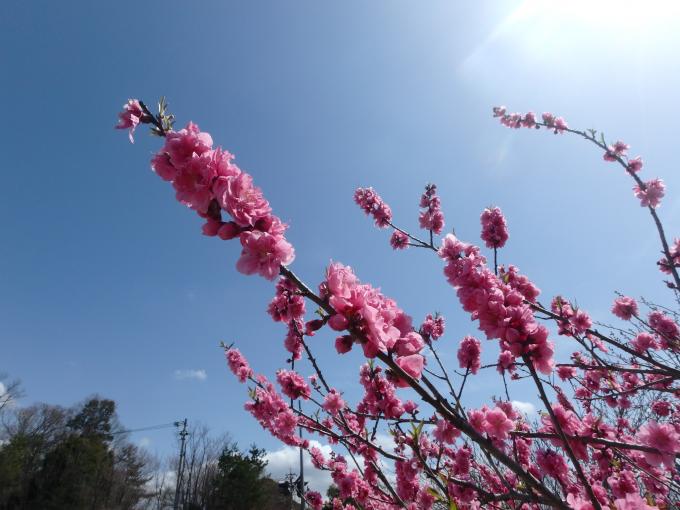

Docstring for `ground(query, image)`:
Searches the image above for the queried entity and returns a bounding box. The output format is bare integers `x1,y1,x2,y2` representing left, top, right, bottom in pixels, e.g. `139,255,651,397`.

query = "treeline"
0,388,298,510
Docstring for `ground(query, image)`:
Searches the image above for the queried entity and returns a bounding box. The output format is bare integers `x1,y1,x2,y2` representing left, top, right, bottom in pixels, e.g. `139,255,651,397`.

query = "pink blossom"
556,365,577,381
648,310,679,345
614,493,656,510
496,350,514,374
542,112,555,127
150,152,177,181
637,420,680,469
354,187,392,228
611,296,638,320
492,106,506,117
276,369,311,400
310,447,326,469
395,332,424,356
484,407,514,440
267,277,305,323
633,179,665,208
335,335,353,354
658,237,680,275
403,400,418,414
420,314,445,340
244,375,300,445
613,141,630,155
115,99,145,143
225,348,253,383
522,112,536,128
418,184,445,234
536,449,569,483
433,419,460,444
628,156,643,173
202,218,222,237
236,230,295,280
395,354,424,382
218,221,241,240
651,400,671,417
164,122,213,169
306,491,323,510
216,172,272,228
323,262,410,357
499,265,540,303
390,230,409,250
554,117,568,133
571,310,592,334
566,493,595,510
480,206,509,249
323,389,345,416
283,328,303,360
438,232,554,374
631,332,657,353
457,336,481,374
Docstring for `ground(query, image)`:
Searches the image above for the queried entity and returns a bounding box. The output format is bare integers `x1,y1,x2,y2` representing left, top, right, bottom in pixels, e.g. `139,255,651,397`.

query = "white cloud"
137,437,151,448
372,433,396,456
0,382,5,397
174,369,207,381
512,400,537,417
265,440,334,494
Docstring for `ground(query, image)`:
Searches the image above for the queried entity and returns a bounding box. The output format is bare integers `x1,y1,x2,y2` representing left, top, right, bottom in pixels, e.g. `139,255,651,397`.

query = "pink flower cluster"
321,263,425,382
498,265,540,302
493,107,669,210
117,103,297,280
115,99,146,143
535,449,569,485
493,106,567,133
225,348,253,383
603,140,630,162
631,332,658,353
390,230,409,250
357,363,405,419
276,369,311,400
550,297,593,336
433,418,460,444
636,421,680,469
268,277,306,359
420,313,445,341
322,389,345,416
468,404,516,441
354,187,392,228
244,374,302,446
611,296,638,320
480,206,509,249
634,179,666,208
418,183,444,234
648,310,679,348
658,238,680,275
439,234,555,374
457,335,481,374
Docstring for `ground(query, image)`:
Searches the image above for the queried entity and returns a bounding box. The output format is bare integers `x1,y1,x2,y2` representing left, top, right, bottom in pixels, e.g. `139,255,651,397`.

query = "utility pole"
173,418,189,510
298,401,305,510
290,359,305,510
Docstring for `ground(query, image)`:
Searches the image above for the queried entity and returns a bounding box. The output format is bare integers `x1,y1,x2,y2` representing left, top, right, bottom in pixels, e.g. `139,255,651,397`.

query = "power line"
110,422,177,436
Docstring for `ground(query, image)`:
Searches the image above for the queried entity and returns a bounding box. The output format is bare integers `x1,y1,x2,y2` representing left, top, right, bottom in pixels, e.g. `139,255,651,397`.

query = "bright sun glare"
514,0,680,32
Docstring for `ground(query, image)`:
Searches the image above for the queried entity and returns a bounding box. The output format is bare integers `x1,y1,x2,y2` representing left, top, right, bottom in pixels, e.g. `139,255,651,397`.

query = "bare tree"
0,374,22,416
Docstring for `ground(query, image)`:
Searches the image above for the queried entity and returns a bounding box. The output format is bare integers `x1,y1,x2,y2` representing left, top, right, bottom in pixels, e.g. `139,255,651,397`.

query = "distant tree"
0,396,152,510
108,443,153,509
207,443,271,510
0,373,22,415
0,403,69,510
178,424,225,509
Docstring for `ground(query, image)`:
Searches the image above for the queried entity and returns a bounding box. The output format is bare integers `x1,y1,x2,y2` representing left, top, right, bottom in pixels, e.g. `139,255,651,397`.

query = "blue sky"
3,0,680,483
